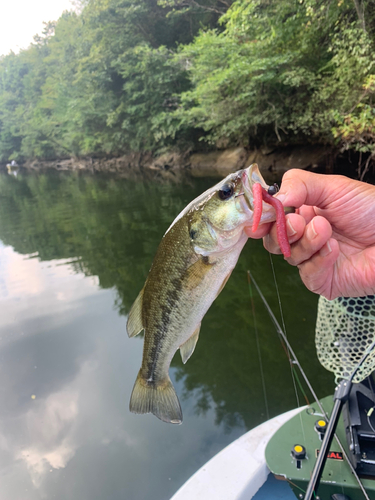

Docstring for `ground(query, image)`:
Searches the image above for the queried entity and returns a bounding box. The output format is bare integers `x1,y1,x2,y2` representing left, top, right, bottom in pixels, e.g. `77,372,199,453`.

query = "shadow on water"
0,169,333,435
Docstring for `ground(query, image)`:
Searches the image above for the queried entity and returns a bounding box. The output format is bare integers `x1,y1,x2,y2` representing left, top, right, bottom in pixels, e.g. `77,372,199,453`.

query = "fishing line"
292,368,310,406
248,269,321,407
248,270,370,500
268,253,306,442
247,273,270,421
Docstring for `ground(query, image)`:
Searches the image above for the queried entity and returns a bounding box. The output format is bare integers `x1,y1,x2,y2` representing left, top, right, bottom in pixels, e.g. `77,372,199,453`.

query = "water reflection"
0,170,332,499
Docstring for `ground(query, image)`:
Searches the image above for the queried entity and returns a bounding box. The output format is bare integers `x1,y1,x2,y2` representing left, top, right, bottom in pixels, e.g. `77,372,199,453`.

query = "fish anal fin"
127,288,144,338
180,325,201,364
129,371,182,424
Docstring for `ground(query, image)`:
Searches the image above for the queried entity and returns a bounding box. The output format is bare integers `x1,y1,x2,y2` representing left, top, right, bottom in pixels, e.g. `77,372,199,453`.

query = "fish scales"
142,217,197,383
142,216,246,381
127,164,279,424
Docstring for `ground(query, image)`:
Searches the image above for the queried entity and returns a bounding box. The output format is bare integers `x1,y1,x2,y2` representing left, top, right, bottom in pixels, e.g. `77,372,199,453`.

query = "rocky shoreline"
3,144,335,180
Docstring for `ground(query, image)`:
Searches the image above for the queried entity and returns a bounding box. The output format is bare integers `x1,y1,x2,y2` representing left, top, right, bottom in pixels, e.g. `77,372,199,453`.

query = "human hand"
245,169,375,299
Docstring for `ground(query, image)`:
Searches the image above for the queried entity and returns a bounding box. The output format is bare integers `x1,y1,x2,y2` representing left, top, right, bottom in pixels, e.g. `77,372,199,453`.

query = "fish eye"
189,229,197,240
218,183,234,200
267,183,279,196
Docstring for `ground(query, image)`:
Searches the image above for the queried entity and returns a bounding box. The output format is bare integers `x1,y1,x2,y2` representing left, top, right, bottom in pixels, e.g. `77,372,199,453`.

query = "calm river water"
0,169,332,500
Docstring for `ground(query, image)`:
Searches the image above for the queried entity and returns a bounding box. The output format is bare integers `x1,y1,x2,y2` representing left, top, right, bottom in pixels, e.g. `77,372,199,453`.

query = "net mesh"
315,295,375,383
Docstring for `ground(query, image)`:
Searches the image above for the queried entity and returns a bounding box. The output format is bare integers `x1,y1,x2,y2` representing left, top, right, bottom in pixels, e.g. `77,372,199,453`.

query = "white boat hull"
170,406,303,500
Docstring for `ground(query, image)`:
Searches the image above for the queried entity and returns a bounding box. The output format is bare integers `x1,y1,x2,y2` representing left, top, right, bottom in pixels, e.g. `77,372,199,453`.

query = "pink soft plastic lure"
252,183,291,258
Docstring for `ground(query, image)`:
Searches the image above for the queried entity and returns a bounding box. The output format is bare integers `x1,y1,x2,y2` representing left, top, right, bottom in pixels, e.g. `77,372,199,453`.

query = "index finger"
275,169,356,209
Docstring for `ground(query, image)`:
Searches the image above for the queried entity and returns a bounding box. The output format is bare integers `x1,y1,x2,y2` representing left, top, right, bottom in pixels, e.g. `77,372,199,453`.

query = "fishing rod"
247,270,370,500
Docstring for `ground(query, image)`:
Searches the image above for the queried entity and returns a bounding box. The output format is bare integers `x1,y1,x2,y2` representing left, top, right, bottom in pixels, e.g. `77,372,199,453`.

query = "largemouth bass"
127,164,279,424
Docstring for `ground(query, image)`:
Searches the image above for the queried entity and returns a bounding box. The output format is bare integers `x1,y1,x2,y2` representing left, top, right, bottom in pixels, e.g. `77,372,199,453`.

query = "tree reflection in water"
0,170,332,432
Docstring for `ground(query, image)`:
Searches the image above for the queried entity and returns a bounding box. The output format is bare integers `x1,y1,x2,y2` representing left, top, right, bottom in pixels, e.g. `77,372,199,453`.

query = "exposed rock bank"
14,144,333,180
189,145,331,179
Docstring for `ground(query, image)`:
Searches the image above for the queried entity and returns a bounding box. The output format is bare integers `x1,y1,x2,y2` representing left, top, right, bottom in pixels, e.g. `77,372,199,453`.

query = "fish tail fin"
129,371,182,424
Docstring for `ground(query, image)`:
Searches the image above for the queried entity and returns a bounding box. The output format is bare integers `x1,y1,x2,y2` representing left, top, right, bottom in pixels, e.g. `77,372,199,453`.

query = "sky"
0,0,75,57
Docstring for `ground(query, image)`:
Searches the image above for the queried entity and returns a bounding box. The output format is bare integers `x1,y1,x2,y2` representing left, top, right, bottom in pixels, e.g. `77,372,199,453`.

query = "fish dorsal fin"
180,324,201,364
127,288,144,338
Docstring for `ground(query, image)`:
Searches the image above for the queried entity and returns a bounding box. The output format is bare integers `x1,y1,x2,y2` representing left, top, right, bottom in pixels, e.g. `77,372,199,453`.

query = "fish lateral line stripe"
145,329,167,382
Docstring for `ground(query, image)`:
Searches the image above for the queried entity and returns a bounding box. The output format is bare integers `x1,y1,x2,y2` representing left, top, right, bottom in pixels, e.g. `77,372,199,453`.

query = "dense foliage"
0,0,374,166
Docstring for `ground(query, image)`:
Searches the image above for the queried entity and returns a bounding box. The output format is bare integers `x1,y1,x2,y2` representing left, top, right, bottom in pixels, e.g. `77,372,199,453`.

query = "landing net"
315,295,375,383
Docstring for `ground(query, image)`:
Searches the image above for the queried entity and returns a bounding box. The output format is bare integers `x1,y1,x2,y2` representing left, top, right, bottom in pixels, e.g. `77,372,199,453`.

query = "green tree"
0,51,30,161
171,0,375,151
1,0,375,167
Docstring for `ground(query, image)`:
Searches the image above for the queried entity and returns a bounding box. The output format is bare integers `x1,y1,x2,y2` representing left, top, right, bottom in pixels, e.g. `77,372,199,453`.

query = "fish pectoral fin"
180,325,201,364
215,272,231,299
127,288,144,338
185,256,214,291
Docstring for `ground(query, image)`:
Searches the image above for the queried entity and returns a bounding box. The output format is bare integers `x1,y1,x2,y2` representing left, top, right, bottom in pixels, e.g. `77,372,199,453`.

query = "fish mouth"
241,164,272,219
241,164,269,203
241,164,284,225
245,163,269,190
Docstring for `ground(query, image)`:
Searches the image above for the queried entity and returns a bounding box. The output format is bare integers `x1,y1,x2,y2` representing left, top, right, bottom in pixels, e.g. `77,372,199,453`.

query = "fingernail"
287,218,297,236
306,219,317,240
320,241,332,257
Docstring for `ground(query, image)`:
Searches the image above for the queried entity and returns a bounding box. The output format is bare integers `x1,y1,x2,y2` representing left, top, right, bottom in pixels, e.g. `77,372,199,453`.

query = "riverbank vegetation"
1,0,374,173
